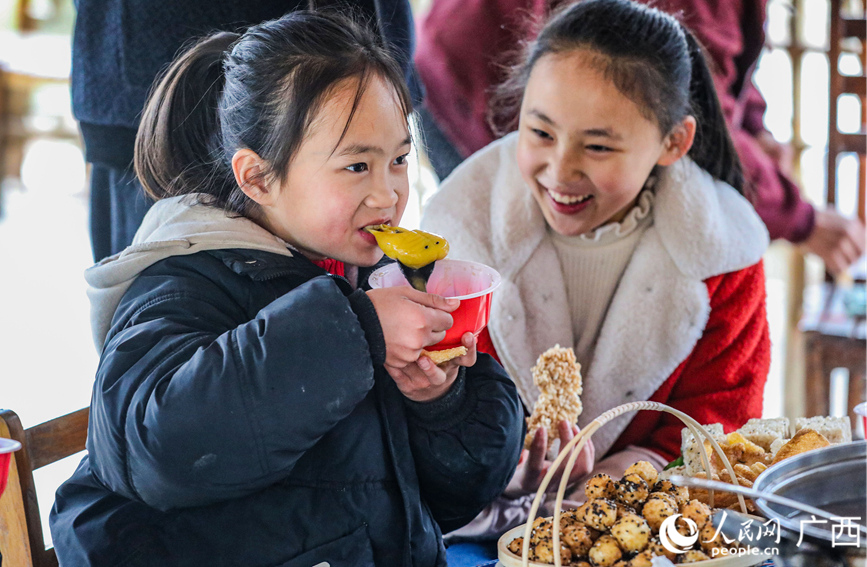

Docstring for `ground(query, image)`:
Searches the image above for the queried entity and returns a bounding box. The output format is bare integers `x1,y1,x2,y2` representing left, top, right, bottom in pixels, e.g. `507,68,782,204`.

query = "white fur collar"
422,133,768,456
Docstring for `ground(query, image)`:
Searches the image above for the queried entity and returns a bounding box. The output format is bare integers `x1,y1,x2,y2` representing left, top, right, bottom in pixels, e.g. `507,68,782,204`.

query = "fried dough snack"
421,346,467,365
771,428,830,464
684,427,833,512
524,345,583,450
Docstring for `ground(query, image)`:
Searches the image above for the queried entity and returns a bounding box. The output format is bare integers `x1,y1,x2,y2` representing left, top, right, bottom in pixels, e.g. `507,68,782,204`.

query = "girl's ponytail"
682,29,746,196
135,32,240,203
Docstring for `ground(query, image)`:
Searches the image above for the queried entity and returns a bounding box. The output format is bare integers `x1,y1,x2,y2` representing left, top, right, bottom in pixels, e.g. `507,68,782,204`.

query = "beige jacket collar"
85,194,294,351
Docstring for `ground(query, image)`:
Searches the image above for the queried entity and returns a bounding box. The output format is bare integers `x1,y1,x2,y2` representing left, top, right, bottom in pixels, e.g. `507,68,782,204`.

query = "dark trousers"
89,163,153,262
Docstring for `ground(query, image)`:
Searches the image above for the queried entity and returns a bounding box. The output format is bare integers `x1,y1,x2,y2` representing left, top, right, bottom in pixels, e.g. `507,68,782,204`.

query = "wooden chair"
0,407,89,567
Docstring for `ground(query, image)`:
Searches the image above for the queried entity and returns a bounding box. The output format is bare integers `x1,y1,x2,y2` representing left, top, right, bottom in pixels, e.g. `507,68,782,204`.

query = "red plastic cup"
368,258,502,351
0,437,22,498
855,402,867,434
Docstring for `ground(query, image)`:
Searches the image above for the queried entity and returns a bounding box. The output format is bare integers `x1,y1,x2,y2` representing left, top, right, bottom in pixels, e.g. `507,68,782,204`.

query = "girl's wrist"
403,367,469,425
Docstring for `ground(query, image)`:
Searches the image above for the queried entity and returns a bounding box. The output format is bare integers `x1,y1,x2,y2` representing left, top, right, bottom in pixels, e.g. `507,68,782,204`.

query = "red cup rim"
0,437,21,454
369,259,502,300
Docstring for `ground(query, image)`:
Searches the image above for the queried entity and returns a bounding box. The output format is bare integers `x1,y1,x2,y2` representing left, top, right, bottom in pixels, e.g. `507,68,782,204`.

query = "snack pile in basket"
662,416,852,512
506,460,741,566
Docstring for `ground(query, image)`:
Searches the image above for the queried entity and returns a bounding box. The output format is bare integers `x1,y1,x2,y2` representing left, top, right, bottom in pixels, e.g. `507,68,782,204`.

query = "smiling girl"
49,12,523,566
423,0,771,539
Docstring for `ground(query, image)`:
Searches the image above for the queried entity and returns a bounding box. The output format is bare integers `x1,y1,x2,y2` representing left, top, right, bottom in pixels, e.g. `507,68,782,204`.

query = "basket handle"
520,401,747,567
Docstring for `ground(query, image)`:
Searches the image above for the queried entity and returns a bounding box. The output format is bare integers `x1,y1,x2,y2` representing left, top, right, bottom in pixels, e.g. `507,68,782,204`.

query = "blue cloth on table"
445,540,499,567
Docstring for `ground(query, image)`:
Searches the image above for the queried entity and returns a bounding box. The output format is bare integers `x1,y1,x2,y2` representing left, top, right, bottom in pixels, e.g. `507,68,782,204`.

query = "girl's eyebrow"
528,108,556,126
584,128,622,141
528,108,622,141
338,135,412,157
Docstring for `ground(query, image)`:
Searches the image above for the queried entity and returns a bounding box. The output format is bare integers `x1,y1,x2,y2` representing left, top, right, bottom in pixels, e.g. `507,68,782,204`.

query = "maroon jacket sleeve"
739,82,769,136
416,0,522,156
657,0,815,242
415,0,556,156
612,261,771,462
733,128,816,242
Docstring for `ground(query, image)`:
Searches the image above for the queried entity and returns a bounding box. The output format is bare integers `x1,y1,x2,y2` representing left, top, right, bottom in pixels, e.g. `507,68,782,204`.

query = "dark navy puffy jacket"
50,249,523,566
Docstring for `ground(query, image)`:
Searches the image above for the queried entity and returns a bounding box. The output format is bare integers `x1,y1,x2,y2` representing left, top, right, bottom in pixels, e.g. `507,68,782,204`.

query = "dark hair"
135,10,413,217
491,0,745,195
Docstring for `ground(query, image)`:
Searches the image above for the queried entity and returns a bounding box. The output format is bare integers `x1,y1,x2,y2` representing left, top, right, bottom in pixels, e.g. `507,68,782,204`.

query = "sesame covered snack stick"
525,345,584,450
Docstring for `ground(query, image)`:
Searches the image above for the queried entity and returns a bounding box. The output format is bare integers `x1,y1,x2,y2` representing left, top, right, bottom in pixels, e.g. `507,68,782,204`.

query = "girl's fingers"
401,362,428,385
427,330,448,346
385,364,412,388
417,356,447,386
558,420,574,451
448,332,478,367
551,420,591,483
406,290,460,312
525,428,547,480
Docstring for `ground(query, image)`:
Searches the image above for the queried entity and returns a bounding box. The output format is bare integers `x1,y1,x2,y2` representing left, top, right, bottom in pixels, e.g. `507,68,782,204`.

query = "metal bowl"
752,441,866,566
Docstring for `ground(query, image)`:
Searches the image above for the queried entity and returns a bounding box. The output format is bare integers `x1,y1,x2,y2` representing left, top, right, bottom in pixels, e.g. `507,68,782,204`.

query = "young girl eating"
422,0,771,539
50,12,523,565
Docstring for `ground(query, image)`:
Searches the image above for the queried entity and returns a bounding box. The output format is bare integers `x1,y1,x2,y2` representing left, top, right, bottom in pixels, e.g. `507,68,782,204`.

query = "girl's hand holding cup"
366,287,458,368
367,258,500,401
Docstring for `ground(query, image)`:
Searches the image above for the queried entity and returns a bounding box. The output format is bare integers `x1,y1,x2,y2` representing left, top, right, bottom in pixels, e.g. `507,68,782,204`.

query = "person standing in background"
415,0,865,274
73,0,421,262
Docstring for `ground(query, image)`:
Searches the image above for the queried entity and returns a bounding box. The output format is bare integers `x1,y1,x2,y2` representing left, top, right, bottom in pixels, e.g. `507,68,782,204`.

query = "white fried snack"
585,473,616,500
421,346,467,365
642,495,678,533
524,345,583,449
615,473,650,508
610,513,651,553
624,460,659,487
588,534,622,567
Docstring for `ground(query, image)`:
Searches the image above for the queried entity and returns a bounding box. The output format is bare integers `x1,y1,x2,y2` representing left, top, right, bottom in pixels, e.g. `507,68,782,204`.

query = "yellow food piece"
771,428,830,464
421,347,467,365
725,432,764,455
365,224,449,269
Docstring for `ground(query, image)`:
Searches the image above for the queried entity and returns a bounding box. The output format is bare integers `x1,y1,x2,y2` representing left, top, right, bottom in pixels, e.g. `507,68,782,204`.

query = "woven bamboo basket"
496,401,776,567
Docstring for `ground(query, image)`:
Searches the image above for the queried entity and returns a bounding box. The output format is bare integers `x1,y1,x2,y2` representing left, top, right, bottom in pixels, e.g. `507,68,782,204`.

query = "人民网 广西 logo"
660,514,699,554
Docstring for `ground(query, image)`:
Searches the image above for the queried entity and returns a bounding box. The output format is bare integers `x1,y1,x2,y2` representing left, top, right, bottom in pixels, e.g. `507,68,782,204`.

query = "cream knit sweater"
551,189,654,371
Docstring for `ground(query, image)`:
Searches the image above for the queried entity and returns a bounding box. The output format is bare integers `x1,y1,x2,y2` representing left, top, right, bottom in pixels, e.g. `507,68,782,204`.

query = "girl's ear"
657,115,697,166
232,149,273,204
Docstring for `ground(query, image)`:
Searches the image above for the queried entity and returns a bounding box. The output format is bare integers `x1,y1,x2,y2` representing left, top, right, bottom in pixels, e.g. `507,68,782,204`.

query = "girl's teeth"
550,190,590,205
